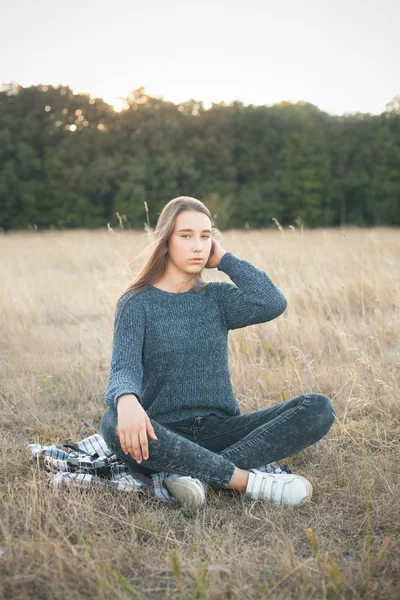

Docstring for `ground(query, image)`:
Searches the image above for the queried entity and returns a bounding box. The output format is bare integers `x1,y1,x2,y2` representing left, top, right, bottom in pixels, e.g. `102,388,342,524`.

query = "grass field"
1,226,399,599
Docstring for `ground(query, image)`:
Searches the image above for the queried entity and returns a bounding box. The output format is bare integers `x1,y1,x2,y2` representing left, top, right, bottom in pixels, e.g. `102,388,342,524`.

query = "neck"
154,262,199,292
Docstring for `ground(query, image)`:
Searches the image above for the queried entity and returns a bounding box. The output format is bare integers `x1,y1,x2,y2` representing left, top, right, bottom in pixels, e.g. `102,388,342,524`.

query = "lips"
190,258,203,262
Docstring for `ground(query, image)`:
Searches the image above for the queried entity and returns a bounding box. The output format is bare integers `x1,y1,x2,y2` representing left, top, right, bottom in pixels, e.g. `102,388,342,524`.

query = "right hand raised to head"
116,394,158,463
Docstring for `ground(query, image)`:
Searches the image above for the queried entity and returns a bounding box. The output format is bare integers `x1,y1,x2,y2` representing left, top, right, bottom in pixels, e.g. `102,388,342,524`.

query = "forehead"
174,211,211,231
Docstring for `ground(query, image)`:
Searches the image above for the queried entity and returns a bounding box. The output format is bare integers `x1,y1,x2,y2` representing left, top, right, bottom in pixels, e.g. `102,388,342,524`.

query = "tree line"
0,83,399,231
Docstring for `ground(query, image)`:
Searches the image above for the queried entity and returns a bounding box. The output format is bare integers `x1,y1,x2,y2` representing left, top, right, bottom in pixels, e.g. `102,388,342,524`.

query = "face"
166,211,213,274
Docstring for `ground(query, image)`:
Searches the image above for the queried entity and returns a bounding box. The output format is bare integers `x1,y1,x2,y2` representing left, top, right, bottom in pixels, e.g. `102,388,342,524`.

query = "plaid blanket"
27,433,291,503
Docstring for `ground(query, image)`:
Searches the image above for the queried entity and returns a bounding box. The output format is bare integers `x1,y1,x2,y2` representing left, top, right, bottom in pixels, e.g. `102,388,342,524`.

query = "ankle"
226,467,250,491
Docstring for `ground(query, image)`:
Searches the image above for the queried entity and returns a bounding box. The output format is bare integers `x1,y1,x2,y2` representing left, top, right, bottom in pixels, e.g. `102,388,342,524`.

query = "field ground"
1,226,399,599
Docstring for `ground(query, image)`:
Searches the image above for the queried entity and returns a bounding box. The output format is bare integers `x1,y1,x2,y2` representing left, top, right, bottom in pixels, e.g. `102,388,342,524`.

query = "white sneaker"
245,468,313,507
164,474,207,508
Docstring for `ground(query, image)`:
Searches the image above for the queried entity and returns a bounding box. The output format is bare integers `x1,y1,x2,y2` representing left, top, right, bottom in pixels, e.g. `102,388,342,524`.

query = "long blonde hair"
113,196,215,327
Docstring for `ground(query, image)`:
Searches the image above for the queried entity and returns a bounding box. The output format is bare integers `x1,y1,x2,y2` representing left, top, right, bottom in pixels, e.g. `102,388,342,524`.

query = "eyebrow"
177,229,212,233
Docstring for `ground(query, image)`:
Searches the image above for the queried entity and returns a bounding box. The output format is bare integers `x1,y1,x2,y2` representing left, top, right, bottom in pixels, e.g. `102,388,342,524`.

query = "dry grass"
0,226,399,599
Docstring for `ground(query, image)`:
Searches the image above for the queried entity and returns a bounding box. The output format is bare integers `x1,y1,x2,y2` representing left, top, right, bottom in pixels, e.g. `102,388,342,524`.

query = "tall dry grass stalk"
0,226,399,599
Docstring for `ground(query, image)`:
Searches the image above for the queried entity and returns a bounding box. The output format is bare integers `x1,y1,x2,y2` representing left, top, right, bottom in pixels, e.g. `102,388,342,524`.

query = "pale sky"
0,0,398,115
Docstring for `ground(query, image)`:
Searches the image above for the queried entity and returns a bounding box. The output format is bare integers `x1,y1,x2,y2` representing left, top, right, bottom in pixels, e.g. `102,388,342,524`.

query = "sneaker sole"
164,477,207,508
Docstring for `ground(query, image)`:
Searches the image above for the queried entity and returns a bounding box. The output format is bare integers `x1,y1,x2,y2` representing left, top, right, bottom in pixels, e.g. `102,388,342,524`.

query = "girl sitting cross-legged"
100,196,336,508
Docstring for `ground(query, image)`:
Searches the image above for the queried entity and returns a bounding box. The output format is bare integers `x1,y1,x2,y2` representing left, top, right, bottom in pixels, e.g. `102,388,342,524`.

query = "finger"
124,432,136,460
139,429,149,460
118,430,128,455
147,419,158,439
128,433,143,462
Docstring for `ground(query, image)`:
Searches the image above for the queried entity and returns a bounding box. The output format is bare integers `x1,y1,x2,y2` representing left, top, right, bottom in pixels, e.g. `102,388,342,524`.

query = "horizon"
1,80,397,117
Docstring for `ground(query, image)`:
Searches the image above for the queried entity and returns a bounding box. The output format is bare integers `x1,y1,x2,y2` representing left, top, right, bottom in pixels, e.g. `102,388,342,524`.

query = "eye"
180,235,210,238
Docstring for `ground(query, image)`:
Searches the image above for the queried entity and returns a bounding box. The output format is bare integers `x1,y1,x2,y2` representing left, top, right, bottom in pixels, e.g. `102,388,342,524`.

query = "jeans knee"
305,393,336,431
100,408,118,451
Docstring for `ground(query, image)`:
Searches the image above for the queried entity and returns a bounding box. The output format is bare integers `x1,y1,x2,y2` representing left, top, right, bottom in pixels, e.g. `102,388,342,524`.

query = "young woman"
100,196,336,508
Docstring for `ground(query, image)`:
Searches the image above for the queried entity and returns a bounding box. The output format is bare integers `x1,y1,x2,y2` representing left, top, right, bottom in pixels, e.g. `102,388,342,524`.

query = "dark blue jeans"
100,393,336,488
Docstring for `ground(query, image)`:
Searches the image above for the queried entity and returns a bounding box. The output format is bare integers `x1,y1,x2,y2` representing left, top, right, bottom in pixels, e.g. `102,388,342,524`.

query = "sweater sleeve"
216,251,287,330
104,292,145,410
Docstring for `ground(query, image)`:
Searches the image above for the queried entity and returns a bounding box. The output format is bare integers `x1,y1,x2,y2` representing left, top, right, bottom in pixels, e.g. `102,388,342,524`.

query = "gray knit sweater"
104,251,287,424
